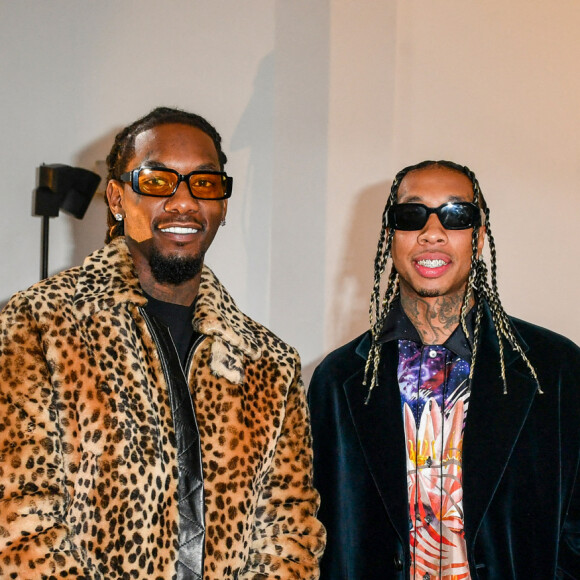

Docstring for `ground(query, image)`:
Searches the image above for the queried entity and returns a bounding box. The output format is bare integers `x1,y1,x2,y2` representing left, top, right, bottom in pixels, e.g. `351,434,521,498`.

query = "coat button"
393,554,403,571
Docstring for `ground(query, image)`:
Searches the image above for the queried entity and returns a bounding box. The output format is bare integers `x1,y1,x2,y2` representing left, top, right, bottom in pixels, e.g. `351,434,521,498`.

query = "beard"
417,288,442,298
149,246,203,285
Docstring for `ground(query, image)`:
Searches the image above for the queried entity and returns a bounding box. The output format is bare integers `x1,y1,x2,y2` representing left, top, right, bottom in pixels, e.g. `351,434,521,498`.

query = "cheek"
123,200,157,243
390,233,412,265
455,232,476,264
203,202,226,229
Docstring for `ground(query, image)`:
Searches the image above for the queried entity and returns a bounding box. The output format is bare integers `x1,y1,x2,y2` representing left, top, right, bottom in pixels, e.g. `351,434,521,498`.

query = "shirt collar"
377,297,475,360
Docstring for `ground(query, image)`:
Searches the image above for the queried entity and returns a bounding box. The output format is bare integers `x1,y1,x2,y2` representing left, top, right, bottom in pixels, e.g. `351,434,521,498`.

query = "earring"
114,213,123,222
220,218,226,227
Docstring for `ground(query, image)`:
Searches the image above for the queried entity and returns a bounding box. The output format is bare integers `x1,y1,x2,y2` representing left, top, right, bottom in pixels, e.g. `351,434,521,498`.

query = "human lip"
157,222,203,235
417,258,447,268
414,254,451,277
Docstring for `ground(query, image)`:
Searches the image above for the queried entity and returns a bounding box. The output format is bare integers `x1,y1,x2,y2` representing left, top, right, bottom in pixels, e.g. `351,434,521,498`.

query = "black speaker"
34,164,101,219
32,163,101,279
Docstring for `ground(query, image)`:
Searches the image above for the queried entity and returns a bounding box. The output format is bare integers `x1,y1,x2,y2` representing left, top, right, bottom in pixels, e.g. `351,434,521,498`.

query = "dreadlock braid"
104,106,228,243
363,166,417,401
459,166,483,338
363,160,542,403
460,210,481,339
468,294,485,383
369,206,393,325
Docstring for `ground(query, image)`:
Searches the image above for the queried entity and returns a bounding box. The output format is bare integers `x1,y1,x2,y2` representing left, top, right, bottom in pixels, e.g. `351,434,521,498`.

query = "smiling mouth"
417,259,448,268
160,226,200,234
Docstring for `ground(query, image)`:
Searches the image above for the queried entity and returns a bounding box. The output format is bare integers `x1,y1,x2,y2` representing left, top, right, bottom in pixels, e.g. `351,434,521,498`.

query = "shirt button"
428,349,437,358
425,514,432,524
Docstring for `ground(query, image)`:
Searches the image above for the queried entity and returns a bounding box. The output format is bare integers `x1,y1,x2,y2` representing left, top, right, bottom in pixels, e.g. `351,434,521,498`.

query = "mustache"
154,216,204,230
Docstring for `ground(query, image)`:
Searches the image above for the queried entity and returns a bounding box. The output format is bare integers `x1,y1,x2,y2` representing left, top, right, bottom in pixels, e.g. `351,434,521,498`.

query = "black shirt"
143,292,201,369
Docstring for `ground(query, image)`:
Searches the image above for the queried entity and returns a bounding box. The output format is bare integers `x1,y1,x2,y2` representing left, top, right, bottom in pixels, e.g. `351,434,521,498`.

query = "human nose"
163,179,200,213
418,213,448,244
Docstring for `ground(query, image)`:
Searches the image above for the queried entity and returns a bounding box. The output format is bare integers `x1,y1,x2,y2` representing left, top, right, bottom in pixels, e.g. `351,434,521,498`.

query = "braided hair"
104,106,228,243
363,160,541,402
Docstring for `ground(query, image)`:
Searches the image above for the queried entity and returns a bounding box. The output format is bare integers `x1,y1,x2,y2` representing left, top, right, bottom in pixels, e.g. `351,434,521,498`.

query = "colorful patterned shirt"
379,301,473,579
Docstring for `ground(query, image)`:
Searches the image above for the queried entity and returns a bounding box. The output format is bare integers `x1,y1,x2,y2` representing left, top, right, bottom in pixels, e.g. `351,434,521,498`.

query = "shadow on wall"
303,180,391,390
267,0,329,363
231,52,274,325
228,0,330,368
327,179,392,351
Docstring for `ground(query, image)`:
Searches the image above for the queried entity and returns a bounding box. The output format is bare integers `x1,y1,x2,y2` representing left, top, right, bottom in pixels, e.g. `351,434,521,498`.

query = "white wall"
1,1,579,377
0,0,327,365
324,0,580,364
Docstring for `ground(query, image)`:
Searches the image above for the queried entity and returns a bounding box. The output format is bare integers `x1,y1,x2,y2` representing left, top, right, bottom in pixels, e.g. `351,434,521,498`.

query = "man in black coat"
308,160,580,579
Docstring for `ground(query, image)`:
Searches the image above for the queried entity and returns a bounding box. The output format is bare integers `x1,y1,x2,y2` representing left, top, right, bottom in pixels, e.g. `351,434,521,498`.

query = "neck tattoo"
400,292,464,345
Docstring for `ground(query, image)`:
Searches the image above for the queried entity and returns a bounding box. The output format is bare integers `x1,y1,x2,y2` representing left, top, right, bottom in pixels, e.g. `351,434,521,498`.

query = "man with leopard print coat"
0,108,325,579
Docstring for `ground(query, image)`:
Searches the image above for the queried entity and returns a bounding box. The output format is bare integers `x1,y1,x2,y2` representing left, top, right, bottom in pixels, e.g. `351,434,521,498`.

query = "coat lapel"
343,336,410,545
462,307,538,546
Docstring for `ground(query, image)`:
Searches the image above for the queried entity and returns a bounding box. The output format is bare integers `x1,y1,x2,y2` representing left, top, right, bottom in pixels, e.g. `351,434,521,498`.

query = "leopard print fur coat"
0,237,325,579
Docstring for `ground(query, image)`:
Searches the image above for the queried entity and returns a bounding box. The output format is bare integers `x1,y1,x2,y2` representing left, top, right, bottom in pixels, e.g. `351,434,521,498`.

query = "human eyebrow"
193,163,222,172
397,195,470,204
396,195,423,204
137,162,221,172
139,159,167,169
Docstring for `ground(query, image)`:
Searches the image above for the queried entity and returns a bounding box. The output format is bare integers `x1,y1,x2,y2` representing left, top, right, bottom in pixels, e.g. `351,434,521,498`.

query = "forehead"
130,123,220,169
397,166,474,204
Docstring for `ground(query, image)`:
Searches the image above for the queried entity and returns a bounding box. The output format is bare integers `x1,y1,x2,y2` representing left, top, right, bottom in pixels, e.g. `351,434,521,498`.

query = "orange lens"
188,174,226,199
138,169,178,196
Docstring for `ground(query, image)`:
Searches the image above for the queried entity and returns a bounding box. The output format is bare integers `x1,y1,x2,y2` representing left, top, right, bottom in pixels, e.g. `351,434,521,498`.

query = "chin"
417,288,443,298
149,247,204,286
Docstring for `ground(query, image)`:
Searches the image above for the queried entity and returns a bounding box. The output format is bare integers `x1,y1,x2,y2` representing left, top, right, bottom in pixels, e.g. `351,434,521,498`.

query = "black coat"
308,307,580,579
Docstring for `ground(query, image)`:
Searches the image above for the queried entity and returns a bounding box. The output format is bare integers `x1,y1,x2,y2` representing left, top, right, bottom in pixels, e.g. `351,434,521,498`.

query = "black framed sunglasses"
387,202,482,231
120,166,233,200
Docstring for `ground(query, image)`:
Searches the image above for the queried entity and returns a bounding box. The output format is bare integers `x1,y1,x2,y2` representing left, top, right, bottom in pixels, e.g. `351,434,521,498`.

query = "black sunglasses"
387,202,482,231
120,166,233,200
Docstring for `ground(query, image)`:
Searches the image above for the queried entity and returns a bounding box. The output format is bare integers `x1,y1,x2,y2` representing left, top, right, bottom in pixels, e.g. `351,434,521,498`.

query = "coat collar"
72,237,262,369
346,301,539,546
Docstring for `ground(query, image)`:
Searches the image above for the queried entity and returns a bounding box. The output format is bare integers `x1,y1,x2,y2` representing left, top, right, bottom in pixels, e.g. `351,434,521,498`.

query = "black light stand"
33,164,101,280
